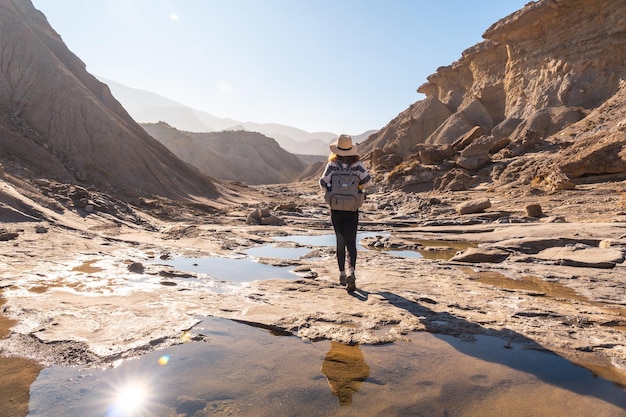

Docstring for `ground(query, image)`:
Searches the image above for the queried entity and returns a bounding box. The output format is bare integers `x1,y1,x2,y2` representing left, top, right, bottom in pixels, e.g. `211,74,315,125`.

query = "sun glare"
107,381,149,417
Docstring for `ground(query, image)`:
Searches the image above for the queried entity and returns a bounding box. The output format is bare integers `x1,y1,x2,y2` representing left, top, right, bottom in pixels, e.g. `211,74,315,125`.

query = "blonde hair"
329,153,360,164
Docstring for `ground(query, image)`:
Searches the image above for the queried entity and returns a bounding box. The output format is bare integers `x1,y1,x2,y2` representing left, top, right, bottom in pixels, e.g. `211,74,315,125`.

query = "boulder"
451,126,483,151
260,215,285,226
413,144,455,165
433,169,474,192
525,204,543,218
556,132,626,179
275,202,301,213
456,154,491,170
450,247,510,263
492,237,599,254
456,198,491,214
246,208,285,226
534,247,625,269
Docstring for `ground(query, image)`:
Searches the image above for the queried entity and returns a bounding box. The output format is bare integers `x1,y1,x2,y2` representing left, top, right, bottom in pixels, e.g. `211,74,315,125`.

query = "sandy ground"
2,178,626,395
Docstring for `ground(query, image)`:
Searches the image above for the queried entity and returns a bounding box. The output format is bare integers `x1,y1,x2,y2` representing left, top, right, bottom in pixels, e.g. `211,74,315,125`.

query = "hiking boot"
346,273,356,293
339,271,347,286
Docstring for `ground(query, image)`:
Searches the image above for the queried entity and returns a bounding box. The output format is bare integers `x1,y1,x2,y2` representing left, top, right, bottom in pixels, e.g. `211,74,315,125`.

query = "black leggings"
331,209,359,272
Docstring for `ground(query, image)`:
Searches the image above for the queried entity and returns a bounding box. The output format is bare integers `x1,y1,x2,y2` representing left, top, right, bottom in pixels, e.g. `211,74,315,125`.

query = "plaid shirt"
319,160,372,190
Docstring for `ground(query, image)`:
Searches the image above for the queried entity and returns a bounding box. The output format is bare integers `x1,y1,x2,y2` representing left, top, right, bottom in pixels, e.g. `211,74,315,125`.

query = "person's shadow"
376,291,626,409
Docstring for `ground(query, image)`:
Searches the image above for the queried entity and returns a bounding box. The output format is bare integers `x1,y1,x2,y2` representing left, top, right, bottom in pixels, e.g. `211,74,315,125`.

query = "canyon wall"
362,0,626,191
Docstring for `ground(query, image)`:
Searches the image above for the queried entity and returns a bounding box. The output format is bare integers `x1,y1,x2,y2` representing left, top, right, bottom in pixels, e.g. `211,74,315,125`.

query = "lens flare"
106,381,149,417
158,355,170,366
181,331,192,343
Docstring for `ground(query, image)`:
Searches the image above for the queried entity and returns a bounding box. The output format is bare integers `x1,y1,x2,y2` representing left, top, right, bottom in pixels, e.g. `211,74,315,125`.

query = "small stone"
525,204,543,217
128,262,145,273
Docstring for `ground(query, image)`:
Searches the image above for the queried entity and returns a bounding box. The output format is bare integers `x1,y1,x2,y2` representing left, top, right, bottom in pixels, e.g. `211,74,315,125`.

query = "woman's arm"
319,162,335,189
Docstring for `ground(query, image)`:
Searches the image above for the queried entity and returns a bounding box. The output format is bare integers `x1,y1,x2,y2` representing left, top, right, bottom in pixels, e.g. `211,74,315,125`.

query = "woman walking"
320,134,372,293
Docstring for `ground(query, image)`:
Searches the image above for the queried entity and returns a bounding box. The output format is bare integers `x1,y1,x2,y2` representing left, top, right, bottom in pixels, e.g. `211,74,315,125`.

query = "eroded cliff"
362,0,626,193
0,0,218,200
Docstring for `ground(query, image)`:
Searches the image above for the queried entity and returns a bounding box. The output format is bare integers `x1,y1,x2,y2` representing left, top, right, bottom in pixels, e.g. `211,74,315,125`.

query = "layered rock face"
0,0,217,199
142,123,308,185
363,0,626,191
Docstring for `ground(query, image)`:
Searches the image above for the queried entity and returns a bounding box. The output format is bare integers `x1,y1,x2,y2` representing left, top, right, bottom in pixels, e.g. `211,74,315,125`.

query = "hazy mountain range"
142,122,308,185
99,77,377,157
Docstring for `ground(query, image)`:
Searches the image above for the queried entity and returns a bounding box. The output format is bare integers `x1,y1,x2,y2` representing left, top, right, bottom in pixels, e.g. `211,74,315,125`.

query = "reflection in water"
321,342,370,406
107,379,150,417
0,357,43,417
274,232,381,250
0,297,43,416
156,255,297,282
24,316,626,416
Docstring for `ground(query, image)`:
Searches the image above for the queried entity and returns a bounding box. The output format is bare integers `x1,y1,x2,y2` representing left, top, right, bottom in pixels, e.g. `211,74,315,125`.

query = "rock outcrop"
362,0,626,193
142,122,308,185
0,0,218,200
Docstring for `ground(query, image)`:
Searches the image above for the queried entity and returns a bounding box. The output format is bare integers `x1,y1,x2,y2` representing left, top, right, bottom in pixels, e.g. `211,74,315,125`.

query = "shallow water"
273,231,381,250
275,232,427,259
156,255,298,282
8,236,626,416
27,317,626,417
155,232,423,285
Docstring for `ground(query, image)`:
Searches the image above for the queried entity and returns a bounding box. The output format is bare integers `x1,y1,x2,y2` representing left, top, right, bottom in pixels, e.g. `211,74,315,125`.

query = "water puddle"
243,245,312,259
461,267,626,333
411,238,478,260
155,232,397,285
156,255,298,283
461,267,586,301
274,232,429,259
273,232,478,260
273,231,381,250
157,233,474,285
25,317,626,416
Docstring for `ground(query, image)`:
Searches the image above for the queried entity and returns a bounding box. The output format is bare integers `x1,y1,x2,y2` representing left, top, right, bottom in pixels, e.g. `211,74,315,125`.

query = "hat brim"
329,142,358,156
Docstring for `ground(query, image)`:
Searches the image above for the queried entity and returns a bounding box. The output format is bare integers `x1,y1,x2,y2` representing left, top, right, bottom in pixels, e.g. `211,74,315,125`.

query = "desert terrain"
3,0,626,414
2,176,626,392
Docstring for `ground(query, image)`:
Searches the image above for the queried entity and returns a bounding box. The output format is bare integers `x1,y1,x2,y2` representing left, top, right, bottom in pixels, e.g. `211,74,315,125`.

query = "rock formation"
362,0,626,193
0,0,218,200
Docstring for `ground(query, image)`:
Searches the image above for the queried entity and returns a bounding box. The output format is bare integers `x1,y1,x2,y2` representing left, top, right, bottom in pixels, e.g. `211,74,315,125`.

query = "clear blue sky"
32,0,530,134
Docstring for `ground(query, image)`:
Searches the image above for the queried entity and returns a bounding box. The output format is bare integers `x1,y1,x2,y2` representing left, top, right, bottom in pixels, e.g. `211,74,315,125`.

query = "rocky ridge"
0,0,218,201
362,0,626,195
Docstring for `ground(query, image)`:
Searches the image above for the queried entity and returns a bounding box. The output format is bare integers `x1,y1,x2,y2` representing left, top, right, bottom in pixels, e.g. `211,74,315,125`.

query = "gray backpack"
324,164,365,211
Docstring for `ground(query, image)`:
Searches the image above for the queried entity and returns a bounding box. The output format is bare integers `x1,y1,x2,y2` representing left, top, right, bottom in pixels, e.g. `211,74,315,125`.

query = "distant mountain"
142,122,308,185
100,78,377,155
0,0,217,200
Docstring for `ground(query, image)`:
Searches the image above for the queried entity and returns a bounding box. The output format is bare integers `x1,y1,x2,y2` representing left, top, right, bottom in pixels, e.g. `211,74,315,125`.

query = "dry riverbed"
2,180,626,415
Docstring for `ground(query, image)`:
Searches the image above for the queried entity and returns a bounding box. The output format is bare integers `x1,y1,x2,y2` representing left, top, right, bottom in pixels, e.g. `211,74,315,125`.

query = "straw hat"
329,134,358,156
